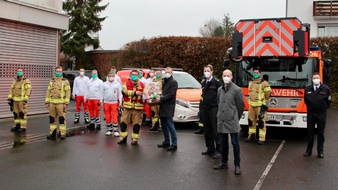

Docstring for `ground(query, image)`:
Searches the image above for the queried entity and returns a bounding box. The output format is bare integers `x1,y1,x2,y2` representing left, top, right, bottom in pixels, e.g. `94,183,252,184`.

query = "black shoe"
157,143,170,148
11,123,21,132
167,145,177,151
202,150,215,156
117,137,127,144
194,129,204,134
60,135,66,140
317,153,324,158
131,141,138,145
17,128,26,132
213,162,228,170
149,126,158,131
234,166,241,175
245,135,256,142
157,127,162,132
303,152,312,157
74,118,79,124
257,141,265,145
212,152,222,159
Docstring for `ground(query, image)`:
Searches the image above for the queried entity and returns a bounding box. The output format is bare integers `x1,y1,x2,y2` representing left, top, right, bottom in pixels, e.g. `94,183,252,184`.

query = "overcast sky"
99,0,286,50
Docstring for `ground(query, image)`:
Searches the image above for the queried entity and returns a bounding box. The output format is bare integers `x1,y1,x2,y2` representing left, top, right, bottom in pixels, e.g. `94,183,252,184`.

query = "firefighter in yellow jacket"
8,67,32,132
118,70,145,145
45,66,71,140
246,68,271,145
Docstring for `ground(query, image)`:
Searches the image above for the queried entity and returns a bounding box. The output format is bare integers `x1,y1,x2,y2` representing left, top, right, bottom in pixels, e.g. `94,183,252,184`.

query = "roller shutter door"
0,19,57,118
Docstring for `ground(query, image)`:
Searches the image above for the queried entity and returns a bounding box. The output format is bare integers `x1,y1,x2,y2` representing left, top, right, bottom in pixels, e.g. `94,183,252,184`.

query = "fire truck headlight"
303,116,307,122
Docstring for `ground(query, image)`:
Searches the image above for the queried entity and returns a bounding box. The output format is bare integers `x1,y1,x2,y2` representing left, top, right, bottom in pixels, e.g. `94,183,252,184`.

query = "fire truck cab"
229,17,331,128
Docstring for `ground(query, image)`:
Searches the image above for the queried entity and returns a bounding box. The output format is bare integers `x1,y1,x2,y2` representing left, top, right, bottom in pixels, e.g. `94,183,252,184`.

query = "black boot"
47,129,57,141
117,136,127,144
150,122,159,131
194,128,204,134
11,123,20,132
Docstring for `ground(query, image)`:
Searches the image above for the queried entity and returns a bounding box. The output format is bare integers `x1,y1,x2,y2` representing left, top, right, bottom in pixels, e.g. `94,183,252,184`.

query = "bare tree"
199,19,221,37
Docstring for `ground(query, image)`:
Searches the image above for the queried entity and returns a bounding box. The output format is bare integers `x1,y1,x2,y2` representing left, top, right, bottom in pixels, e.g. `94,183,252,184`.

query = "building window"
317,26,338,37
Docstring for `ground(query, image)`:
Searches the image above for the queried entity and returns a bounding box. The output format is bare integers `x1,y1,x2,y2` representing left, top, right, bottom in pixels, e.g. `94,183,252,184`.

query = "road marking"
253,140,285,190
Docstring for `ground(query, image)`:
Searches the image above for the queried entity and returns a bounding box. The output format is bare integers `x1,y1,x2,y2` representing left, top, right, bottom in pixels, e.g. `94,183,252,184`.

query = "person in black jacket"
200,64,223,158
156,67,178,151
303,72,331,158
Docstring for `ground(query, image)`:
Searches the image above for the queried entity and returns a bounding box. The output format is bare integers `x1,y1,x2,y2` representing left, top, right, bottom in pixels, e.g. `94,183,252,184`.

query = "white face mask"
204,71,211,79
165,73,171,78
108,77,114,82
223,76,231,84
79,71,84,76
313,79,320,85
149,73,154,77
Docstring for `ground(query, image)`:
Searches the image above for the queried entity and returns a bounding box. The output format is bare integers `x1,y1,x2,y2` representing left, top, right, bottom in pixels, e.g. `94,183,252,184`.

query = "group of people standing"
7,64,331,164
7,66,178,151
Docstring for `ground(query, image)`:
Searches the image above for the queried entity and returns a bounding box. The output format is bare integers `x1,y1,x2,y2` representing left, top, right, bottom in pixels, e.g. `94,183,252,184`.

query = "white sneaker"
106,131,112,136
113,131,120,137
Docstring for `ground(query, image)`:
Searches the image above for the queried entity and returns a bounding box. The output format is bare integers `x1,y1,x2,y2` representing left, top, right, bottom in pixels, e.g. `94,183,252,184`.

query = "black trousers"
202,107,220,152
306,113,326,154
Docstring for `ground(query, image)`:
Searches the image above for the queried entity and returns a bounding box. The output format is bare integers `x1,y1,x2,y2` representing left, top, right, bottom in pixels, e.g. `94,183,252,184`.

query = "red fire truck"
229,17,331,128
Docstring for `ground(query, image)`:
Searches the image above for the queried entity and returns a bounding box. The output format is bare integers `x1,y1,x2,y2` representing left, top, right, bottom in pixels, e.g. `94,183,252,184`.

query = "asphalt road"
0,101,337,190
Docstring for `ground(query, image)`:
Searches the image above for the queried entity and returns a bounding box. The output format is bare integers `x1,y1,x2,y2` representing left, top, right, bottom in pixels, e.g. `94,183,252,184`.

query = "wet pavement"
0,101,338,190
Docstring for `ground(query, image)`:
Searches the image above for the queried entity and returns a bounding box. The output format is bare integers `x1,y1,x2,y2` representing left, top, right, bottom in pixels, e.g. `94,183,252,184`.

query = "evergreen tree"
61,0,108,69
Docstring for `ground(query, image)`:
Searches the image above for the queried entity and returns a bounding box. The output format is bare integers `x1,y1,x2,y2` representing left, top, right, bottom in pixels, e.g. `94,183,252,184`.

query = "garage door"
0,19,57,119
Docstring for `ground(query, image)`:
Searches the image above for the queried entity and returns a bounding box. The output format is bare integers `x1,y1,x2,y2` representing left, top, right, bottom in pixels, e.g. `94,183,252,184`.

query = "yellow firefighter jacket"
45,77,71,104
248,78,271,107
8,77,32,102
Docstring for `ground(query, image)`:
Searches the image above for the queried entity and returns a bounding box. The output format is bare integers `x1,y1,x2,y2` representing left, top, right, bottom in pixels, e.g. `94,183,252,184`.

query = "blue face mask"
92,73,97,79
131,75,138,81
253,73,260,79
56,72,62,78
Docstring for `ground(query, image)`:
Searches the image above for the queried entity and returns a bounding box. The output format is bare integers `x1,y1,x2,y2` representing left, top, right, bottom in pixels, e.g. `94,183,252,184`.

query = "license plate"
267,115,282,121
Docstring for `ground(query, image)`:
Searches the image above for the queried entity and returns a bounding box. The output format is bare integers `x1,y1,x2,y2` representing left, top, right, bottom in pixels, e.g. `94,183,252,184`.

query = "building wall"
86,50,122,80
287,0,338,37
0,0,68,118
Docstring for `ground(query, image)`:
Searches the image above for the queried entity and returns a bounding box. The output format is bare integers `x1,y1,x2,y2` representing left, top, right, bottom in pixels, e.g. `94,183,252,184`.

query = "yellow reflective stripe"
20,120,27,124
64,98,70,104
45,98,51,103
59,125,66,135
152,117,159,123
49,99,67,104
248,128,256,134
60,81,65,100
264,86,271,92
8,94,13,99
120,131,128,138
50,124,57,134
13,97,25,101
132,133,140,139
127,90,134,96
248,100,262,107
14,119,20,123
64,85,71,91
198,122,203,127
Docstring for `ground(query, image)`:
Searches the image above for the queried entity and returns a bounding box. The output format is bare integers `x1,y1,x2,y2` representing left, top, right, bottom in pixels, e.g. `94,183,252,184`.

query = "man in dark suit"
303,72,331,158
156,67,178,151
200,64,223,158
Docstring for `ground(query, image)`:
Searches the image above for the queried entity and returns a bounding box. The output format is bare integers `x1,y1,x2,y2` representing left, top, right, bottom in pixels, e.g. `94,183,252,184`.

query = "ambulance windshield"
235,58,319,88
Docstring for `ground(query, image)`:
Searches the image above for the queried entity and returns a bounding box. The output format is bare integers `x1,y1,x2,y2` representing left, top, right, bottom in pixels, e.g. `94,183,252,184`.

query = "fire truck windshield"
235,58,318,88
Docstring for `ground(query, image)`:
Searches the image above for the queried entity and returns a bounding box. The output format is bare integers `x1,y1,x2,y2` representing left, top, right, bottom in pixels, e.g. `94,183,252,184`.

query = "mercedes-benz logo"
269,97,278,107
